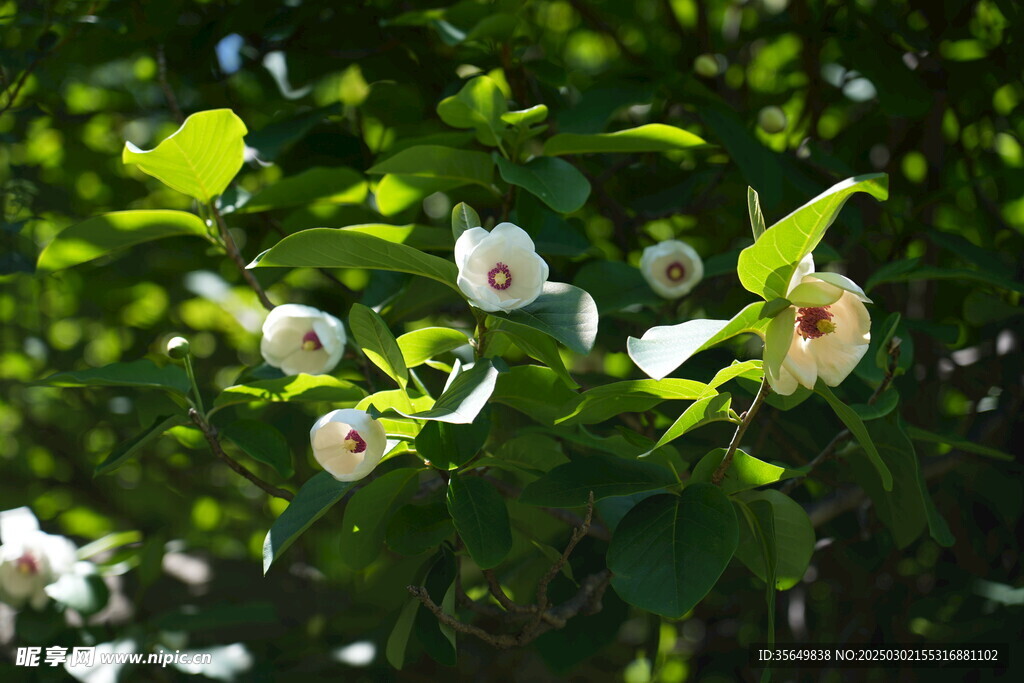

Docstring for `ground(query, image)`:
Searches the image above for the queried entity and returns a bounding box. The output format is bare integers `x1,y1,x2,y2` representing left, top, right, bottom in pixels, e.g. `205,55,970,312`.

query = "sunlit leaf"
544,124,708,155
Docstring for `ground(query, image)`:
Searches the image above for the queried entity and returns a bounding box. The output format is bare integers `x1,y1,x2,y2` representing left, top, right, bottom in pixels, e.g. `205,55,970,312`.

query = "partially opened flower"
764,255,872,395
0,507,77,610
455,222,549,312
310,409,388,482
640,240,704,299
261,304,346,376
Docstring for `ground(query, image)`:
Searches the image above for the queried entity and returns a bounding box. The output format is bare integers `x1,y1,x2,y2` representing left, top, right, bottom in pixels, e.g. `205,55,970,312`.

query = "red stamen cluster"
487,262,513,290
16,553,40,575
302,330,323,350
345,429,367,453
796,306,835,340
665,261,687,282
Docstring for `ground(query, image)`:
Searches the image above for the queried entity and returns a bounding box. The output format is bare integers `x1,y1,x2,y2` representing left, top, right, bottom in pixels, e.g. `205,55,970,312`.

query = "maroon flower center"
796,306,836,340
344,429,367,454
16,552,39,576
665,261,687,282
487,262,512,290
301,330,323,351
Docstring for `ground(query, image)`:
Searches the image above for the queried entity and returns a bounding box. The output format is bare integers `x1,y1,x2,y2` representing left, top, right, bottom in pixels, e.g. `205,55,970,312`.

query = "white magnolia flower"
0,507,77,610
765,254,872,396
640,240,704,299
260,304,346,376
310,409,388,482
455,222,549,312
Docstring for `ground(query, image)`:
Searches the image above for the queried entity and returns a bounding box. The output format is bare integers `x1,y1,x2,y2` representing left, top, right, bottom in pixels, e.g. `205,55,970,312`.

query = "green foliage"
446,475,511,569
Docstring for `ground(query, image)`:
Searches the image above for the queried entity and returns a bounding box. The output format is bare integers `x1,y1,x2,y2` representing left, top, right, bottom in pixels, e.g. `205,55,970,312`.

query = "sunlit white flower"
310,409,388,482
0,507,77,610
765,255,872,395
640,240,704,299
455,222,549,312
260,304,346,376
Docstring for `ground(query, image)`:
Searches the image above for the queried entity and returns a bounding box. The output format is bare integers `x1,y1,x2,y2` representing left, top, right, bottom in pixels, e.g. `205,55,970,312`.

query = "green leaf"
397,327,469,368
263,472,353,574
519,453,678,507
446,475,512,569
904,425,1013,461
651,393,736,450
874,312,902,370
436,75,508,146
572,260,661,314
249,228,460,292
501,104,548,126
341,223,453,251
122,109,248,202
375,174,464,216
413,547,457,665
386,599,420,670
95,415,185,476
415,417,490,470
608,486,739,619
690,448,805,494
490,365,578,424
495,156,590,214
488,316,579,389
850,389,899,421
735,490,815,590
477,434,569,476
915,462,955,548
493,282,599,355
37,359,190,396
395,359,500,424
349,303,408,389
339,468,421,570
748,186,766,242
213,374,366,411
707,360,765,390
386,501,455,556
814,380,893,490
367,145,495,187
557,378,708,426
628,302,770,380
37,210,209,271
221,420,293,478
737,174,889,299
543,124,708,156
865,259,1024,294
451,201,481,242
239,167,367,213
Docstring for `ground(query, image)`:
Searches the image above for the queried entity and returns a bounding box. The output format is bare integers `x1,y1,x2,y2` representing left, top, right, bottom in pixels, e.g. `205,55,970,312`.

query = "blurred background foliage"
1,0,1022,680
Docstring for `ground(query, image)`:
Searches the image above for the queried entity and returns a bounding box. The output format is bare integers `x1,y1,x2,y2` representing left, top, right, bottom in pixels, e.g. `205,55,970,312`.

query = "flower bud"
260,304,346,376
694,54,720,78
310,409,388,482
758,106,788,134
166,336,191,359
640,240,704,299
454,222,549,312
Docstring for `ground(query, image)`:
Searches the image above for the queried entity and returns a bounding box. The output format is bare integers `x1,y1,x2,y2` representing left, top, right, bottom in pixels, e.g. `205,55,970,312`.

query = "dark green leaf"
415,417,490,470
339,468,421,570
94,414,185,476
37,359,190,396
386,599,420,670
520,453,677,507
367,145,495,186
495,156,591,214
221,420,293,478
447,475,511,569
690,448,805,494
349,303,408,389
386,501,455,556
557,378,707,425
652,393,736,450
491,365,578,424
493,282,599,355
263,472,353,574
213,374,366,411
815,380,893,490
543,124,708,155
395,359,500,424
735,490,815,590
239,167,367,213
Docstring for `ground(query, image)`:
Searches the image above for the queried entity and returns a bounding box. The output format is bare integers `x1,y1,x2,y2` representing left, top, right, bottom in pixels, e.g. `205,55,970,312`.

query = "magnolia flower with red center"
260,304,346,376
310,409,389,482
0,507,77,610
640,240,704,299
454,222,549,312
764,254,872,395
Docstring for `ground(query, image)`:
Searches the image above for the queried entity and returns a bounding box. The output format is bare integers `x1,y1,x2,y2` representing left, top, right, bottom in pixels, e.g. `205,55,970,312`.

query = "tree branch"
712,377,771,484
210,203,275,311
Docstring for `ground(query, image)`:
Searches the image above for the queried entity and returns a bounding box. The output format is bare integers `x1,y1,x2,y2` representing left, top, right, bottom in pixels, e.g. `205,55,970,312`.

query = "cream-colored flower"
640,240,704,299
310,409,388,482
0,507,77,610
260,304,346,376
455,222,549,312
765,255,872,395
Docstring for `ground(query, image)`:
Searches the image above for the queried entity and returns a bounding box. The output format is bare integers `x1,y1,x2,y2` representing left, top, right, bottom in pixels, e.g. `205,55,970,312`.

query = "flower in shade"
454,222,549,312
0,507,77,610
310,409,388,482
764,254,872,395
640,240,704,299
260,304,346,376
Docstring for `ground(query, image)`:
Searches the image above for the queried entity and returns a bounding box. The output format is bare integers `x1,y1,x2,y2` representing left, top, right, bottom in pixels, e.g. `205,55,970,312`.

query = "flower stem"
712,376,771,485
182,353,206,417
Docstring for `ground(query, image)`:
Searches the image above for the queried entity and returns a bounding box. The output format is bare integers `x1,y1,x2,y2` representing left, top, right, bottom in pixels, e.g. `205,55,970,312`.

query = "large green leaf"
495,156,591,214
341,224,453,251
519,453,678,507
213,374,366,411
628,302,769,380
572,260,660,314
413,546,457,665
263,472,354,574
492,282,599,355
734,490,815,590
651,393,736,450
607,486,739,618
556,378,708,425
375,174,464,216
490,365,578,425
487,316,578,389
477,434,569,476
37,210,209,271
814,380,893,490
386,501,455,556
415,417,490,470
396,327,469,368
501,104,548,126
451,202,481,242
904,425,1013,461
436,75,508,146
737,174,889,299
95,414,186,476
122,109,248,202
367,145,495,186
446,475,512,569
394,359,499,424
249,228,460,291
349,303,408,389
339,468,421,570
221,420,293,479
543,124,708,156
386,598,420,670
37,359,190,396
690,448,805,494
239,167,367,213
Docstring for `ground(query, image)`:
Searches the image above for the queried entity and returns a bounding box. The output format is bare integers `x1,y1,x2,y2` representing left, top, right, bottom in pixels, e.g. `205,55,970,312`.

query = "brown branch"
210,203,275,311
480,474,611,541
712,377,771,484
188,409,294,501
483,570,532,613
156,45,184,124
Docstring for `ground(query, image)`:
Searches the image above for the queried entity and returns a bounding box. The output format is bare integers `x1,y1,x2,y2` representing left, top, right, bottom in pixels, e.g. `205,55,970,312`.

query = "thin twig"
156,45,184,124
210,203,275,311
189,409,294,501
712,377,771,484
480,474,611,541
530,492,594,628
483,570,533,613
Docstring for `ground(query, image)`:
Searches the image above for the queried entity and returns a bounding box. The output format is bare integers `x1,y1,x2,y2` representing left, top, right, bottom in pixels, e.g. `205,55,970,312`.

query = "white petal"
280,347,332,375
0,507,40,544
810,293,871,386
787,253,816,294
488,222,536,252
766,361,800,396
808,271,872,303
260,325,306,367
781,337,819,391
454,227,490,270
